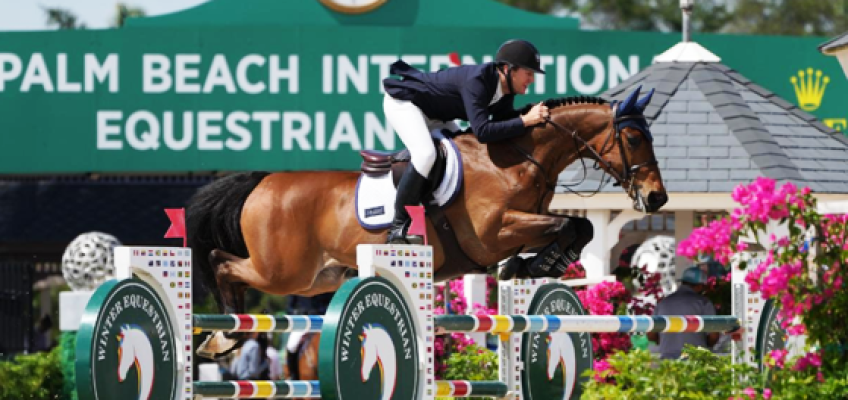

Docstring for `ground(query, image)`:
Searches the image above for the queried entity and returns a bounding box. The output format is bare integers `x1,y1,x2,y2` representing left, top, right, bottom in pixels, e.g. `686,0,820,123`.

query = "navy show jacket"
382,61,526,143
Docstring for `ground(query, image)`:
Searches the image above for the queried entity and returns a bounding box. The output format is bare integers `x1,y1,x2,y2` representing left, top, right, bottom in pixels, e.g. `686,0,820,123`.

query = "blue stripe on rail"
618,316,634,332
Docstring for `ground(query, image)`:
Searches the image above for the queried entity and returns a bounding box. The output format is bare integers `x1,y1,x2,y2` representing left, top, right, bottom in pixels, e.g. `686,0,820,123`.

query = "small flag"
405,205,427,245
164,208,187,247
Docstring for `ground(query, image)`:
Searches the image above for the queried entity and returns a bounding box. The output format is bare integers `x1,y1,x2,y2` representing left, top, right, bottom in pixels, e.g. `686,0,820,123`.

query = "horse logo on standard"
319,246,433,400
502,282,594,400
117,325,156,399
76,247,193,400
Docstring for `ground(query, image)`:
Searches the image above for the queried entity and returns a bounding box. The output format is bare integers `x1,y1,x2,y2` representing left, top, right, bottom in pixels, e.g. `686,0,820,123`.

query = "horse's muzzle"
644,191,668,213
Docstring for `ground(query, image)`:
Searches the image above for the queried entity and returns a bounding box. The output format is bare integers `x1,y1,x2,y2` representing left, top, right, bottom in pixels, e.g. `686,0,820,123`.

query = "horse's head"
359,325,379,381
116,325,135,381
597,86,667,212
547,87,668,213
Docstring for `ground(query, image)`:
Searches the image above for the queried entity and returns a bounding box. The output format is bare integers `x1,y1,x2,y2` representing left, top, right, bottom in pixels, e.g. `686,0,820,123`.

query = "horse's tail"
186,172,270,311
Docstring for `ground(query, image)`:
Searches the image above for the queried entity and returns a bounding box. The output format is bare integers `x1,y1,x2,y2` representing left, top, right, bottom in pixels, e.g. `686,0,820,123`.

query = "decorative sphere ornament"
62,232,122,291
628,235,677,312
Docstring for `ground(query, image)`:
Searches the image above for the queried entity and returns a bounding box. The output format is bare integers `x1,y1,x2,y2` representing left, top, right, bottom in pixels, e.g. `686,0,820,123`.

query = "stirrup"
386,219,424,245
386,219,411,244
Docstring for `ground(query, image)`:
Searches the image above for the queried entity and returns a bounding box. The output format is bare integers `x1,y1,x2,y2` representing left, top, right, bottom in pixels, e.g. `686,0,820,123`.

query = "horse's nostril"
648,192,668,207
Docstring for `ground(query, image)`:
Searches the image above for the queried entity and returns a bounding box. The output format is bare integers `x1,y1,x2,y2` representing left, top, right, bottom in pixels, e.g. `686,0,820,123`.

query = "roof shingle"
559,59,848,194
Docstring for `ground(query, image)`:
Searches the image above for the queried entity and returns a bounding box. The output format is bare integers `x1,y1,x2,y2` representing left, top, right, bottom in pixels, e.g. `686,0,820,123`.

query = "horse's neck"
542,106,611,174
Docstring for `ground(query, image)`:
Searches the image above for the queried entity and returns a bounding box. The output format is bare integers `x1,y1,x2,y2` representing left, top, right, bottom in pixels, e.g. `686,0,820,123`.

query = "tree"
112,3,146,28
497,0,733,32
727,0,848,37
42,7,85,30
496,0,561,14
496,0,845,37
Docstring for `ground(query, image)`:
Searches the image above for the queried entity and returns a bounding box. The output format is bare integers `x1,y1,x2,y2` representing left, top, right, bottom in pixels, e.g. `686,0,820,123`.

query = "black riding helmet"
495,39,544,95
495,39,545,74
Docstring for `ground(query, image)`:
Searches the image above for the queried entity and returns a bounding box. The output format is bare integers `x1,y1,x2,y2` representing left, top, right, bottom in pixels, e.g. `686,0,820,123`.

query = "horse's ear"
617,85,641,115
635,88,655,113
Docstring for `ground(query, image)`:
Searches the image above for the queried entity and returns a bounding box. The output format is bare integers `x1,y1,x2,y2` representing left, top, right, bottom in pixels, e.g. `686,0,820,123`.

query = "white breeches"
286,331,306,353
383,93,460,176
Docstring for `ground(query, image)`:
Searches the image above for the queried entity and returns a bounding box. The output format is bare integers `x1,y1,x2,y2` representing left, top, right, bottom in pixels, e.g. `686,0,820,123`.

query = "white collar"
489,80,504,106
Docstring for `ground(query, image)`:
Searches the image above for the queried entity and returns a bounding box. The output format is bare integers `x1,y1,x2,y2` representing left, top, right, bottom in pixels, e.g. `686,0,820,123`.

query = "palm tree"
42,7,85,30
113,3,146,28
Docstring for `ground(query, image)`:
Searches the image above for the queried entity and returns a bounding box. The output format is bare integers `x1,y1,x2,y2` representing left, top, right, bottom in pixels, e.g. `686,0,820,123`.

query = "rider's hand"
521,102,549,127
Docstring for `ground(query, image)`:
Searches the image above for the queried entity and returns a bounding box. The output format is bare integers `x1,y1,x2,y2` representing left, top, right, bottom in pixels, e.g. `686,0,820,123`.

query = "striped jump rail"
435,380,509,397
193,380,320,398
192,314,323,334
434,315,740,334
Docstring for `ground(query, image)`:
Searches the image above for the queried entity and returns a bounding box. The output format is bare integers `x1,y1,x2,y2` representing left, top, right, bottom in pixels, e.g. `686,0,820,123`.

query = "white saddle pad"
355,136,463,229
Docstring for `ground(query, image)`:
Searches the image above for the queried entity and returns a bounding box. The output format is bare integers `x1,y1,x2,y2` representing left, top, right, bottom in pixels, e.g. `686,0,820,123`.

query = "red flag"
405,205,427,245
164,208,187,247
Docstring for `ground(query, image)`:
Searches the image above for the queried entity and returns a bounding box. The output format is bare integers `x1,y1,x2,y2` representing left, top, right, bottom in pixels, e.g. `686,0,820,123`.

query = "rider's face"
510,67,536,94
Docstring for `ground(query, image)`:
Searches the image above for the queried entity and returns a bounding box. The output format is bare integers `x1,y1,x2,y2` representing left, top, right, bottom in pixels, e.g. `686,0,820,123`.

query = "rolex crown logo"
790,68,830,112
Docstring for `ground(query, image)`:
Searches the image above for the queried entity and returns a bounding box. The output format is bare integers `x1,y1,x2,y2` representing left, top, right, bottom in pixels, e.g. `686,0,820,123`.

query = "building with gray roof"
550,40,848,284
819,32,848,79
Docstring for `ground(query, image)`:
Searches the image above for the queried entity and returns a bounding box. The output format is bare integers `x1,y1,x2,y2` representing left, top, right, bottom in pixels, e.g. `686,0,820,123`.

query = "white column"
583,210,611,281
463,274,488,347
674,210,694,279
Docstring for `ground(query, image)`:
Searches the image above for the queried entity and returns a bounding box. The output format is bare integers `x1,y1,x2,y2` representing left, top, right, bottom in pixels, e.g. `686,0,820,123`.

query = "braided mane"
517,96,608,114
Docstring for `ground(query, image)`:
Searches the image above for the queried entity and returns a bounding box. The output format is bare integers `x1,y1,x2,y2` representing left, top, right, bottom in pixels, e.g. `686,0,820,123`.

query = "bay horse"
187,86,668,358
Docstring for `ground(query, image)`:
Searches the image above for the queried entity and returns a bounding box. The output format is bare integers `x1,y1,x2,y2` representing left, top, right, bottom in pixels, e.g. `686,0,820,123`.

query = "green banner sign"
0,1,842,174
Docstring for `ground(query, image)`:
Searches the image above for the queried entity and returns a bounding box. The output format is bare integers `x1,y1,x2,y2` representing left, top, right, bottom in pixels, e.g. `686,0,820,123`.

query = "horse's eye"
627,135,642,148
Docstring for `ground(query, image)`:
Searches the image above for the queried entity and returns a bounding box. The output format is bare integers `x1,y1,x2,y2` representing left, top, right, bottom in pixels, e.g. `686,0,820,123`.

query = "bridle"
508,105,658,213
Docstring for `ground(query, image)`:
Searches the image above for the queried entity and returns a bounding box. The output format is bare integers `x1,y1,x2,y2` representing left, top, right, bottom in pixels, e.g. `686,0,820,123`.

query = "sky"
0,0,208,31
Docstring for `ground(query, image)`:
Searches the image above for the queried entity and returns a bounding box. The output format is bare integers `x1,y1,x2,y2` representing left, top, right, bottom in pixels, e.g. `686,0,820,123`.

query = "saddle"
359,139,446,193
356,134,487,280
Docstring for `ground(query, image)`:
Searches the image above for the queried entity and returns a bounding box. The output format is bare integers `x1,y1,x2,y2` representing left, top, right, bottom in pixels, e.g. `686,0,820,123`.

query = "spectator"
34,314,54,352
232,332,270,380
647,267,719,359
266,339,283,380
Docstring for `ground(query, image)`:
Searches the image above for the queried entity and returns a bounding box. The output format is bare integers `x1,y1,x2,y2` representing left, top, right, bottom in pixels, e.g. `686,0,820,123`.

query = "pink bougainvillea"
676,176,848,381
577,281,633,360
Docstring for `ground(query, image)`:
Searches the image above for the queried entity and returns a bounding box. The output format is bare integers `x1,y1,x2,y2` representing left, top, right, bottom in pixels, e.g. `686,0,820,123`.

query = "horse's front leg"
497,210,594,279
496,210,579,249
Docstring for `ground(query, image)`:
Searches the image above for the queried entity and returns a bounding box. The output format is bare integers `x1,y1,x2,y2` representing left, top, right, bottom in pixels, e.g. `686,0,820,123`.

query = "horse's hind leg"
292,256,359,297
209,249,253,314
196,249,268,359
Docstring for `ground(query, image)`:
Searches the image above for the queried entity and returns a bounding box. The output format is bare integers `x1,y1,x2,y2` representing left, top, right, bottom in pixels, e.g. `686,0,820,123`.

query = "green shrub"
437,344,499,400
583,346,848,399
59,333,78,400
0,346,66,400
582,347,760,399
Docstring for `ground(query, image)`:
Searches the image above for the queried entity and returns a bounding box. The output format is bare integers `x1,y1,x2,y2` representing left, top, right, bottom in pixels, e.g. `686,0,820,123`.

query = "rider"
382,39,550,244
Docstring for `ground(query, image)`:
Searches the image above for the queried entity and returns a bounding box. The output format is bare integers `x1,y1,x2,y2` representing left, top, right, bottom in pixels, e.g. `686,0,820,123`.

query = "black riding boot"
386,165,429,244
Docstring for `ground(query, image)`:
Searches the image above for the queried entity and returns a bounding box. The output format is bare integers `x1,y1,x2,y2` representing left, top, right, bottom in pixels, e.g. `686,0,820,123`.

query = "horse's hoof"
196,331,242,360
498,256,523,280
